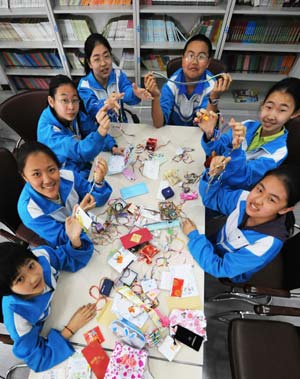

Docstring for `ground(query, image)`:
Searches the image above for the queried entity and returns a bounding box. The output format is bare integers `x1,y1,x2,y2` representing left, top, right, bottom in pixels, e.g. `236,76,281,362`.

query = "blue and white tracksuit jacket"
37,106,116,179
160,68,216,126
201,120,288,189
78,69,141,122
2,238,93,372
186,171,288,283
18,169,112,247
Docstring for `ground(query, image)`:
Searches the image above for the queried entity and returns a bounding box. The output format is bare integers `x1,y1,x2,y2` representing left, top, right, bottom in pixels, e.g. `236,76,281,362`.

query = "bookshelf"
0,0,299,115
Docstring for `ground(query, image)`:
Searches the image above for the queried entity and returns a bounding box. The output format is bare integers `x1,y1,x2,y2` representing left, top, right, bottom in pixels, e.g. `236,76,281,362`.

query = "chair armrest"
244,284,291,298
254,304,300,317
0,333,13,345
0,229,28,247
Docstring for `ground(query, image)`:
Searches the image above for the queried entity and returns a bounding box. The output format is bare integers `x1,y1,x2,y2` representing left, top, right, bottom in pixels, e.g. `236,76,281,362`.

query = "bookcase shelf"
53,5,133,14
0,0,298,115
223,43,300,53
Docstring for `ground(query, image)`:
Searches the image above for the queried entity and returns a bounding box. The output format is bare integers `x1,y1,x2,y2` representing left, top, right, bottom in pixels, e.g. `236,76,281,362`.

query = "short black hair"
49,74,77,98
0,242,38,296
183,33,213,58
16,141,60,174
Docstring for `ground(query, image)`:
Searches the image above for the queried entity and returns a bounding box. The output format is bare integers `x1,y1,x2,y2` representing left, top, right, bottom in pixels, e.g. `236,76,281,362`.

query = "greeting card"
107,247,137,273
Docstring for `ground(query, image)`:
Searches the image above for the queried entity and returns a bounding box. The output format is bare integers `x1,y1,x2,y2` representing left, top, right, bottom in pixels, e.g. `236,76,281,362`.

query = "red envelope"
171,278,184,297
84,326,105,345
81,341,109,379
120,227,152,249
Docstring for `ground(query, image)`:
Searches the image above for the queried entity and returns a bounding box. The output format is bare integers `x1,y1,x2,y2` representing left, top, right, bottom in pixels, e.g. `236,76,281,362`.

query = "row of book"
11,76,50,90
236,0,300,6
227,18,300,44
0,20,53,41
2,51,63,68
140,0,217,4
5,0,45,7
140,17,186,43
56,0,131,5
141,53,178,71
189,17,222,43
57,18,92,41
103,17,134,41
222,53,296,74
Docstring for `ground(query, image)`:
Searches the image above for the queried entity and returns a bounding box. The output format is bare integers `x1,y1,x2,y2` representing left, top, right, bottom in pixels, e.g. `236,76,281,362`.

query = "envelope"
120,227,152,249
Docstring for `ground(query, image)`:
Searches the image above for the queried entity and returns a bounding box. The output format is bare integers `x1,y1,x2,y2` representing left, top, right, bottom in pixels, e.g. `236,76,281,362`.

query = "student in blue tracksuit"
182,165,300,283
17,142,112,248
38,75,124,180
0,216,96,372
144,33,232,127
78,33,152,123
196,77,300,190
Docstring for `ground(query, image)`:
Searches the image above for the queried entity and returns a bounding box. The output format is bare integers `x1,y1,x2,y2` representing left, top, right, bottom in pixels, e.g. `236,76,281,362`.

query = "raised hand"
65,208,83,248
104,92,124,114
94,157,108,184
96,105,111,137
209,155,231,177
230,118,247,149
194,109,218,139
144,72,161,98
80,193,96,212
210,73,232,100
132,82,153,101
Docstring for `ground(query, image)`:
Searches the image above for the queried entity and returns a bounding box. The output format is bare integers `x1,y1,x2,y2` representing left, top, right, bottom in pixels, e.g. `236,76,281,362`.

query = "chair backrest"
0,89,48,142
285,117,300,165
0,148,24,232
228,318,300,379
166,57,227,78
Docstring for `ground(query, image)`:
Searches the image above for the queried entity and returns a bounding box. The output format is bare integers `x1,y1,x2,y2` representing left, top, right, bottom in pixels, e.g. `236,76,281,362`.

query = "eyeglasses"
90,54,112,64
57,98,80,106
184,52,209,63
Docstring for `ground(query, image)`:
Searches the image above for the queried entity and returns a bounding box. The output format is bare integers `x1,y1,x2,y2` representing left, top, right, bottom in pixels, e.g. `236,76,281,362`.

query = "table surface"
30,123,206,379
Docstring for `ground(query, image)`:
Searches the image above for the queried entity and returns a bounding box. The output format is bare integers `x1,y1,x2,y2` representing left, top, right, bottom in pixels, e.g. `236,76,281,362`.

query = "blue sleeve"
18,204,71,248
78,85,106,120
201,128,233,157
38,118,106,165
12,326,74,372
79,112,117,152
42,235,93,272
73,170,112,207
199,170,244,215
160,83,175,125
118,71,140,106
220,146,285,190
187,230,282,281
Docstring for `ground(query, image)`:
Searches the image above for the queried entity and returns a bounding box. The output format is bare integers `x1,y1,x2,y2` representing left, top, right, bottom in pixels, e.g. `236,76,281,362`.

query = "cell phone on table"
173,325,203,351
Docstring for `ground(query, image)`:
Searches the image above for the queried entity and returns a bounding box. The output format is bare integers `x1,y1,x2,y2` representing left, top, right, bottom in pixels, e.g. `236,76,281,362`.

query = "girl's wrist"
71,239,82,249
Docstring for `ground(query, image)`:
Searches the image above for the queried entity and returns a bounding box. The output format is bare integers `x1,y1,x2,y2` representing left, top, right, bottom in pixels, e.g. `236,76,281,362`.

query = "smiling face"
11,259,45,298
182,40,210,82
48,83,80,123
246,175,292,226
260,91,296,136
22,152,60,200
88,42,112,87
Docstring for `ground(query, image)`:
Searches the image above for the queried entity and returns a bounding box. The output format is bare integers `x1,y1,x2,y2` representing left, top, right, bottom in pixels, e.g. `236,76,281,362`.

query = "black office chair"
0,148,46,247
0,89,48,150
211,231,300,322
285,116,300,165
228,318,300,379
166,56,227,78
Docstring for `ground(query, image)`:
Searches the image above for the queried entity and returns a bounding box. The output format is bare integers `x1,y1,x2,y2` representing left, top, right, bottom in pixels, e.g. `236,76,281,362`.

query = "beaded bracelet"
64,325,74,335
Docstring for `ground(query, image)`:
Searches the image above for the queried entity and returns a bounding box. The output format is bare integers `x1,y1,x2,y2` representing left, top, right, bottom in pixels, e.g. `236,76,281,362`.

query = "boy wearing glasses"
144,34,231,127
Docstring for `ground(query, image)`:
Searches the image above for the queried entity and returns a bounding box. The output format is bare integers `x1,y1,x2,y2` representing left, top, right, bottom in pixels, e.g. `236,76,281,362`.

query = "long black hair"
84,33,112,74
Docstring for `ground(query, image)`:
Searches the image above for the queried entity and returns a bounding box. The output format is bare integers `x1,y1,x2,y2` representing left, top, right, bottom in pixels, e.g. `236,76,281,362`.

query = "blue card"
120,182,149,199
